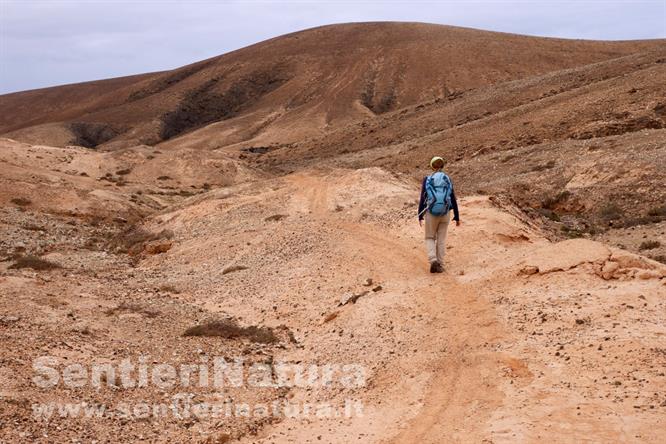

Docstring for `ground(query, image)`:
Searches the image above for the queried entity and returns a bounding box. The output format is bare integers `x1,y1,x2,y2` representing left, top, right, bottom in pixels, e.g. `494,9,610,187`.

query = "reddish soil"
1,22,665,443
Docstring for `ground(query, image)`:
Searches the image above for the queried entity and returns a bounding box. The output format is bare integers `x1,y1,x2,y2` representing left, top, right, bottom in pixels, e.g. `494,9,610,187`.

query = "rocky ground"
1,139,664,442
1,21,665,443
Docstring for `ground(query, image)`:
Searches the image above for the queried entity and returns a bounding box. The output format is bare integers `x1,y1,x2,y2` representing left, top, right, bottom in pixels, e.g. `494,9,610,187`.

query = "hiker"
418,156,460,273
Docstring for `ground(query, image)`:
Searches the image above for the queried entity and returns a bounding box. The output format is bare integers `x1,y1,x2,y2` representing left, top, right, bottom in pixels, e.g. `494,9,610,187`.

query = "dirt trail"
2,162,665,443
236,173,509,442
387,277,506,444
239,171,665,443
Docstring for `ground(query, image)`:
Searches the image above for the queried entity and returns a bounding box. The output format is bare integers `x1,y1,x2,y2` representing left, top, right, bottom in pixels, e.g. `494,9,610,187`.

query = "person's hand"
419,219,423,227
456,220,461,227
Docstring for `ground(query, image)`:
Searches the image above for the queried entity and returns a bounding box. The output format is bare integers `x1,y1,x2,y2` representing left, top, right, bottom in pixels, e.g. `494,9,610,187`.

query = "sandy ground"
1,145,664,442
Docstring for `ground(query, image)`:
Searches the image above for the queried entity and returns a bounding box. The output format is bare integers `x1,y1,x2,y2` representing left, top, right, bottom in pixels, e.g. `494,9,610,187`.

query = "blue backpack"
425,172,452,216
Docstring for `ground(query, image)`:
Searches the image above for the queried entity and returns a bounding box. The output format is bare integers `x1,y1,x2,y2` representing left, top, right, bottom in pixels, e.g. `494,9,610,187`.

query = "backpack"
425,172,452,216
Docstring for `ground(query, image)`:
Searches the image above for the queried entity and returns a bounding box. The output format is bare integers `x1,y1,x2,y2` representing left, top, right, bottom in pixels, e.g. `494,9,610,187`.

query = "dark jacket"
418,173,460,221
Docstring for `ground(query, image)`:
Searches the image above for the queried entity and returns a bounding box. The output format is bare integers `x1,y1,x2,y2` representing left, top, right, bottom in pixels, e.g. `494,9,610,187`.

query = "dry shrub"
159,284,181,294
536,208,560,222
541,190,570,210
622,215,666,227
22,223,45,232
531,160,556,172
11,197,31,206
9,255,61,271
104,302,159,318
639,240,661,251
109,226,174,255
183,319,278,344
222,264,248,275
264,214,287,222
647,205,666,217
600,203,623,221
560,226,584,238
203,433,231,444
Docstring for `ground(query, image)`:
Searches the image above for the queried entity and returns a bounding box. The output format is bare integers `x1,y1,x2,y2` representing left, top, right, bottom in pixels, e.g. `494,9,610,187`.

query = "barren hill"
1,22,666,443
261,48,666,233
1,22,663,149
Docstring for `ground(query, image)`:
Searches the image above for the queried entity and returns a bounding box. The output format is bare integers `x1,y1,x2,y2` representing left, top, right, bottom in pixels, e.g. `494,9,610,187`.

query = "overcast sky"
1,0,665,94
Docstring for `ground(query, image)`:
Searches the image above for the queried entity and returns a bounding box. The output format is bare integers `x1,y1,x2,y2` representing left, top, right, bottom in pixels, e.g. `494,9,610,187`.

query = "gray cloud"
1,0,664,94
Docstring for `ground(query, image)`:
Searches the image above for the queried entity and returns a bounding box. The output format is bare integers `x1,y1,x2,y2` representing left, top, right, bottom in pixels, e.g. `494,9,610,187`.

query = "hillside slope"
1,22,664,149
256,48,666,234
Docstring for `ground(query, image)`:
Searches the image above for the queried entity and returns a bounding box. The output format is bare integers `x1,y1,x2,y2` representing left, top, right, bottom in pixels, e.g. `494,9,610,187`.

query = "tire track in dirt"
386,277,506,443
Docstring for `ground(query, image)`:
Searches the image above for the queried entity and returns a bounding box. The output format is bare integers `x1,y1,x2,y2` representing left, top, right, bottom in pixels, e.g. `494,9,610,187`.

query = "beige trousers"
424,210,451,264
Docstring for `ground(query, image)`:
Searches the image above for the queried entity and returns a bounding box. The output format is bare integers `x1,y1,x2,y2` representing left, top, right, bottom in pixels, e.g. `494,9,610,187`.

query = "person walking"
418,156,460,273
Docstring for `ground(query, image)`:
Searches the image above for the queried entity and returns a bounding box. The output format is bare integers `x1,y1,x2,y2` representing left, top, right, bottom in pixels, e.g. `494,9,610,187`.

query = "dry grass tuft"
541,190,570,210
104,302,159,318
8,255,62,271
183,319,278,344
11,197,32,206
109,226,174,255
639,240,661,251
264,214,287,222
647,205,666,218
222,264,248,275
159,284,181,294
600,203,623,221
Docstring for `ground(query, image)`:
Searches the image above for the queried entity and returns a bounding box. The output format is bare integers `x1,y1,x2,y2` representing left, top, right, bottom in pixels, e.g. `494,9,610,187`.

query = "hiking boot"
430,262,442,273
